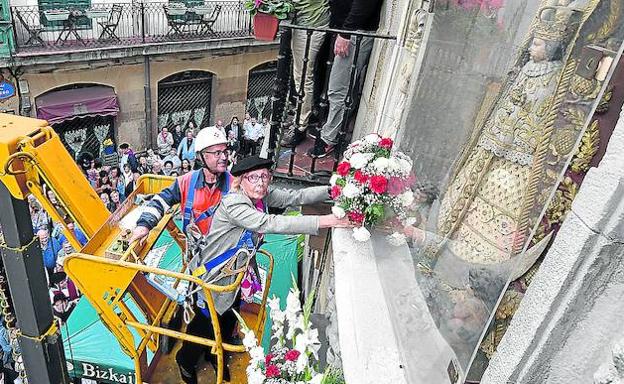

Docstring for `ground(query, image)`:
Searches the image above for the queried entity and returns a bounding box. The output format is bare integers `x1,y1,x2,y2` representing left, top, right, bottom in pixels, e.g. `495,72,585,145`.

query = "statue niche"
431,5,581,280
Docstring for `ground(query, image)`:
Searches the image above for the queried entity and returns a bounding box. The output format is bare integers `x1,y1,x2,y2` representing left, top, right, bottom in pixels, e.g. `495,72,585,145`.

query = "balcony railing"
10,1,252,53
266,24,396,183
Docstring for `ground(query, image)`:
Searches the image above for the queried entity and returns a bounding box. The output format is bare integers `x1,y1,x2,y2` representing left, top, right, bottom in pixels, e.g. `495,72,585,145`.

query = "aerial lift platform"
0,114,273,383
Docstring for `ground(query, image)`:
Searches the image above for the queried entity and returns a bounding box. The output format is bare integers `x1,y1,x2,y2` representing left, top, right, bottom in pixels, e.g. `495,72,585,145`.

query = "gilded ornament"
595,86,613,114
552,127,577,156
570,73,599,98
495,290,524,320
571,120,600,173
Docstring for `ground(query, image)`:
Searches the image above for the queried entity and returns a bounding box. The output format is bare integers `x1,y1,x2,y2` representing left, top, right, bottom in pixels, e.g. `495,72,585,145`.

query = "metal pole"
144,54,153,150
266,26,292,163
0,183,69,384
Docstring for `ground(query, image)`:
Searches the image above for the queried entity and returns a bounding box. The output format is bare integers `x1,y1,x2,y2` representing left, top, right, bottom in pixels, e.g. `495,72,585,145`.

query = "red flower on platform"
369,175,388,194
265,364,280,378
379,137,393,149
330,185,342,200
285,349,301,362
354,170,369,184
265,353,274,365
348,211,365,224
336,161,351,177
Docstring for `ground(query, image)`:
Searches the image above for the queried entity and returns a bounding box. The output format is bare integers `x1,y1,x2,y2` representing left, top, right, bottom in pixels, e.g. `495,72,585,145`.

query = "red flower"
387,176,404,196
336,161,351,177
379,137,393,149
369,175,388,194
348,211,365,224
406,173,417,187
354,170,369,184
330,185,342,200
265,364,280,378
284,349,301,362
265,353,274,365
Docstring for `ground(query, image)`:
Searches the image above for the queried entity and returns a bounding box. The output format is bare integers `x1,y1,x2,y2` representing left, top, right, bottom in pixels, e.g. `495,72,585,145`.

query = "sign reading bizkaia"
68,361,136,383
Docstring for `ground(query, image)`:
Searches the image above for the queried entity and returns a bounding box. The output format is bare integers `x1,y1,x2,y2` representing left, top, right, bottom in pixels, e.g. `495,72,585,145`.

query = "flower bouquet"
330,134,416,242
236,280,344,384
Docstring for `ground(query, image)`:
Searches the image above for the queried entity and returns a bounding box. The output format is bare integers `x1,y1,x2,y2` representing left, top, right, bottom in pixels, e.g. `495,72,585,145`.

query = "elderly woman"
176,155,351,384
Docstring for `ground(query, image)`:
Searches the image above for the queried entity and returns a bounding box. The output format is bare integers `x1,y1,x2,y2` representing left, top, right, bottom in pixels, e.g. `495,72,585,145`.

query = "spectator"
119,143,139,173
96,170,113,196
58,220,88,247
137,156,150,175
162,148,182,172
180,159,192,175
210,119,226,137
100,192,111,209
109,190,121,212
0,317,13,367
51,292,75,324
178,129,196,162
280,0,330,147
122,163,134,197
45,188,67,219
146,149,160,168
29,196,50,232
260,118,272,158
225,116,242,155
38,228,61,276
151,161,165,176
308,0,383,158
243,116,264,156
170,170,179,177
109,166,126,201
188,120,200,137
157,127,174,157
172,124,185,151
126,172,141,194
163,161,174,176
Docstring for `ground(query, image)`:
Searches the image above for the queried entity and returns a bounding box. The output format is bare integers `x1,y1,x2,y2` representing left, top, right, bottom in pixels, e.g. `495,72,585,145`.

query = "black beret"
230,155,273,176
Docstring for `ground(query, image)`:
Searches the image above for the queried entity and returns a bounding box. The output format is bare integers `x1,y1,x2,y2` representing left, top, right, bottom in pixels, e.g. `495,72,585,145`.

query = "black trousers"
176,301,239,372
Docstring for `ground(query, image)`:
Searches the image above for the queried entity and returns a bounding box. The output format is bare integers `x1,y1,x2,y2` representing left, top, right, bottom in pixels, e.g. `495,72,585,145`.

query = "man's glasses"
202,149,230,158
244,174,271,183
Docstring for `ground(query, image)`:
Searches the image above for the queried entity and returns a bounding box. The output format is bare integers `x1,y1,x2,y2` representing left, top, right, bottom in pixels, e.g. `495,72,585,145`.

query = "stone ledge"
1,38,277,67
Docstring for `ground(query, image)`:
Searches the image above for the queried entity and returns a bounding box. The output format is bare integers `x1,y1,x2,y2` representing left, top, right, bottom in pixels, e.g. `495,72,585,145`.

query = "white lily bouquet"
236,280,344,384
330,133,416,243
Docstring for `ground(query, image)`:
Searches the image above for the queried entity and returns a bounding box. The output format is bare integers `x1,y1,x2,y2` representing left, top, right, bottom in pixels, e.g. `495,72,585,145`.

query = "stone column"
481,103,624,383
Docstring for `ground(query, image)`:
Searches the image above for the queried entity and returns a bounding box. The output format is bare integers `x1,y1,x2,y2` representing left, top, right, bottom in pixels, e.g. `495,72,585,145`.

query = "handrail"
280,22,397,40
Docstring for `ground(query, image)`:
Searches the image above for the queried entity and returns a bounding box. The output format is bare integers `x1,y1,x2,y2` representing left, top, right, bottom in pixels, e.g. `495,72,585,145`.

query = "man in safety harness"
128,126,235,383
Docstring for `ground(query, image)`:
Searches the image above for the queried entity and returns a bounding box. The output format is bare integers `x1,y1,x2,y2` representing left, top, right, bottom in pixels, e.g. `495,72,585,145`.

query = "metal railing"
266,23,396,183
10,1,252,52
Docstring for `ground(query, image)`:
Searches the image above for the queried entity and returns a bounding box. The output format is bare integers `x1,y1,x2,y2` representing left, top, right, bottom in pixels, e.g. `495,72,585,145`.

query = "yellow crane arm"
0,114,110,246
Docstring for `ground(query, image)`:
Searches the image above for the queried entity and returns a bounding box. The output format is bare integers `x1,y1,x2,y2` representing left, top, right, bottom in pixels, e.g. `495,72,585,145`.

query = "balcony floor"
274,136,336,180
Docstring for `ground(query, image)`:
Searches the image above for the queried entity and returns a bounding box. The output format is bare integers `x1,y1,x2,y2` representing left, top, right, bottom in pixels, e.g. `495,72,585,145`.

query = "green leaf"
302,289,316,327
232,309,251,332
336,177,346,187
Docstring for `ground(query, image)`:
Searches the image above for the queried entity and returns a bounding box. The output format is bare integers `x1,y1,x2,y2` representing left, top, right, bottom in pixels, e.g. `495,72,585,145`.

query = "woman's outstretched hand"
319,214,355,229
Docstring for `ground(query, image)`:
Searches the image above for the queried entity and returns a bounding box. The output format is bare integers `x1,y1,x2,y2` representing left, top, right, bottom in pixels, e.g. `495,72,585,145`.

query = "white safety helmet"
194,127,228,153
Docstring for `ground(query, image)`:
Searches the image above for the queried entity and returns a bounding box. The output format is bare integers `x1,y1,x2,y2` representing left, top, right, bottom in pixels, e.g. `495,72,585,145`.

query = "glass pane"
375,0,624,382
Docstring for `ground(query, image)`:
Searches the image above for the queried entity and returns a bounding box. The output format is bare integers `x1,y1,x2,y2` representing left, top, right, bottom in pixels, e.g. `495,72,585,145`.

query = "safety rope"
0,274,28,383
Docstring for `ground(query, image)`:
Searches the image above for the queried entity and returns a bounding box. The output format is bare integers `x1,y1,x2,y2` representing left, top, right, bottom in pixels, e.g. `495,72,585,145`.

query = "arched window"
246,61,277,120
157,70,214,131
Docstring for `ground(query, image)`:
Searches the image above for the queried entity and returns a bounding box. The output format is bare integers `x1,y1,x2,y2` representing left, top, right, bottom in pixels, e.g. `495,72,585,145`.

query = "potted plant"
243,0,293,41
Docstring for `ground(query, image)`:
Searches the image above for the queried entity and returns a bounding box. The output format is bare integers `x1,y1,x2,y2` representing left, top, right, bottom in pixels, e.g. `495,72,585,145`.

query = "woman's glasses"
244,174,271,183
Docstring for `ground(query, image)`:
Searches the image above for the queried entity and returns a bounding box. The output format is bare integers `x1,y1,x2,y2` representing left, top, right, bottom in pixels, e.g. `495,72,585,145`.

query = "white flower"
286,289,302,317
247,364,266,384
329,174,340,186
372,157,390,172
249,345,265,364
398,157,413,174
295,327,321,358
364,133,381,144
352,226,371,242
295,352,309,374
309,373,324,384
331,206,346,219
399,190,415,207
349,153,373,169
388,232,407,246
402,217,417,226
342,183,360,198
243,330,258,350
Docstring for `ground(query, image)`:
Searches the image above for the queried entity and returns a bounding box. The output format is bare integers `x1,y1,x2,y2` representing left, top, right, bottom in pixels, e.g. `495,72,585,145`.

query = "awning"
36,86,119,125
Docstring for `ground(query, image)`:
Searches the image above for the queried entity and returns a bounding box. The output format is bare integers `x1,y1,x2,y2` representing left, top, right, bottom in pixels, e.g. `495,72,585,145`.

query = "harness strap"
182,172,231,232
192,230,254,278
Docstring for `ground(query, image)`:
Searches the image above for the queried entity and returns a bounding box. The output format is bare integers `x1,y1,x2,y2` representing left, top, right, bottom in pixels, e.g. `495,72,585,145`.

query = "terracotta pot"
253,12,279,41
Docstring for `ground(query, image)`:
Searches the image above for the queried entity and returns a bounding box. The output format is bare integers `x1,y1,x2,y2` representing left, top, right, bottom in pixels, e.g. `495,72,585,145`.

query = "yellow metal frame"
65,249,274,384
